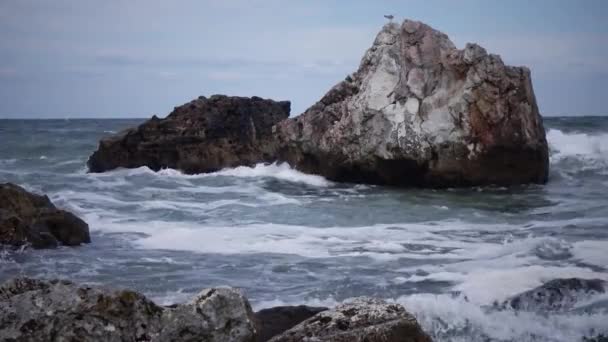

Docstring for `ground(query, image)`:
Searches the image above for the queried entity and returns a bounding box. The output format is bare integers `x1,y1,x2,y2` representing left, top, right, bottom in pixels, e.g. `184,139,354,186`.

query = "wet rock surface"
254,305,328,342
503,278,606,312
0,183,90,248
268,297,432,342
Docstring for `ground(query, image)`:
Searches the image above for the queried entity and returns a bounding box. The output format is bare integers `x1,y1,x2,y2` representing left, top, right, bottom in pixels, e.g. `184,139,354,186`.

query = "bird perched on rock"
384,14,394,22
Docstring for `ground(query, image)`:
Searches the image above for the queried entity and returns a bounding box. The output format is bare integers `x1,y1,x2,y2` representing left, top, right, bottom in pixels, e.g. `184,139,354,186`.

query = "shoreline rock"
88,19,548,188
0,183,90,248
0,277,432,342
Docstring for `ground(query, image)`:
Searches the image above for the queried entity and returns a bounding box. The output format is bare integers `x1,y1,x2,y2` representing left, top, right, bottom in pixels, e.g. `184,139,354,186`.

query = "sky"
0,0,606,118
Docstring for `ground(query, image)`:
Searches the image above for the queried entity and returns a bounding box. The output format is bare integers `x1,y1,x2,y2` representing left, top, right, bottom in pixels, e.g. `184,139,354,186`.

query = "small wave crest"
94,163,332,187
547,129,608,167
210,163,332,187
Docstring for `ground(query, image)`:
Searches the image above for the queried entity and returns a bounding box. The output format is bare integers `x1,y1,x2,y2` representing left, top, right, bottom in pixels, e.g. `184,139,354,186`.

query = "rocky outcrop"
269,297,431,342
0,278,432,342
88,95,290,173
0,277,256,342
88,19,548,187
254,305,328,342
277,20,548,186
0,183,90,248
503,278,606,312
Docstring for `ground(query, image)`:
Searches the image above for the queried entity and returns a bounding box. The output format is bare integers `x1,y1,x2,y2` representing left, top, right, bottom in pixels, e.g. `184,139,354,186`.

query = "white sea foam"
398,293,608,342
547,128,608,165
87,163,332,187
210,163,332,187
571,240,608,268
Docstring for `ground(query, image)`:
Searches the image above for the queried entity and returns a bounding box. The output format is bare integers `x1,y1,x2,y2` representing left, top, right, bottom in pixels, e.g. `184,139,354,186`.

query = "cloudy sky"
0,0,606,118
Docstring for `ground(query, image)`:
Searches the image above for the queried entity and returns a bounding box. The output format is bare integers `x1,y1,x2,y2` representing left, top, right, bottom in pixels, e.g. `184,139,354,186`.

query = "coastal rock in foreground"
503,278,606,312
254,305,328,342
269,297,432,342
88,19,548,187
0,278,256,342
0,278,432,342
88,95,290,173
0,183,90,248
277,20,548,186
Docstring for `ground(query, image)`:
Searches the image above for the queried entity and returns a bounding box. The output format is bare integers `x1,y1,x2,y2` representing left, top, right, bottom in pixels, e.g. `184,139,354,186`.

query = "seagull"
384,14,394,22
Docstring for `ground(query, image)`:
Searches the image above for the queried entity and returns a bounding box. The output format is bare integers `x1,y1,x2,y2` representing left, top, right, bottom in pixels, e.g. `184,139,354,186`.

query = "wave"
250,291,608,342
89,163,332,187
547,128,608,166
209,163,332,187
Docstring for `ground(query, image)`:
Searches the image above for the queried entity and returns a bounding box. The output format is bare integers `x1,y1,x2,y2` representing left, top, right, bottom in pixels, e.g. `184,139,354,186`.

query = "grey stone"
0,278,256,342
268,297,431,342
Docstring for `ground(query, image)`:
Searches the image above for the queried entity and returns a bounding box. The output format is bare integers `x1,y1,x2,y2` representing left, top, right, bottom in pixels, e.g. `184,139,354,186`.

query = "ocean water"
0,117,607,341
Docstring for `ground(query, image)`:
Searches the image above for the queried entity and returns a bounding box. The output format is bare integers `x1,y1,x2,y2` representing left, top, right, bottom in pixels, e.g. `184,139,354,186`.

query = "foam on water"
547,128,608,168
210,163,332,187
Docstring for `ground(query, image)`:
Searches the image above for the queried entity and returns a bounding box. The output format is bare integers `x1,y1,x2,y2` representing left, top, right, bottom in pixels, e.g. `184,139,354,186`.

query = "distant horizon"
1,1,606,118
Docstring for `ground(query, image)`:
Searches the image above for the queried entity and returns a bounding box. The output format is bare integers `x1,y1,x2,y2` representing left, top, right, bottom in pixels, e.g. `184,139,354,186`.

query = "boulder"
254,305,328,342
268,297,431,342
503,278,606,312
0,183,90,248
88,19,548,187
277,20,548,186
0,277,256,342
88,95,291,174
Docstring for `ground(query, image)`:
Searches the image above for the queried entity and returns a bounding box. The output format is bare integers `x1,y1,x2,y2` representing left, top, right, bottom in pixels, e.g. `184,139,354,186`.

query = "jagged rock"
268,297,431,342
88,95,290,173
88,19,548,187
503,278,606,312
254,305,328,342
277,20,548,186
0,183,90,248
0,277,256,342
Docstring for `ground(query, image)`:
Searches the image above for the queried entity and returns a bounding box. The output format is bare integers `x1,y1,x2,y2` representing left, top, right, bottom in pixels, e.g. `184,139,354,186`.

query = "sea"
0,117,607,342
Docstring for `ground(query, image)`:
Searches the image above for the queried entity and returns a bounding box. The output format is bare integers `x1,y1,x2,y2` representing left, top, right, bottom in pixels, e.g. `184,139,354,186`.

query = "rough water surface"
0,117,607,341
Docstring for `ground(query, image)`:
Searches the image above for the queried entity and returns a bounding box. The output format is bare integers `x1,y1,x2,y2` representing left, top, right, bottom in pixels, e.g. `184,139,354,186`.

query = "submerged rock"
254,305,328,342
0,278,256,342
88,95,290,173
268,297,431,342
0,183,90,248
88,19,548,187
503,278,606,312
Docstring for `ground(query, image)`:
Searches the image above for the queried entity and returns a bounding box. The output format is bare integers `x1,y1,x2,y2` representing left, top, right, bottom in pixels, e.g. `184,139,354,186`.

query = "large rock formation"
88,19,549,187
277,20,548,186
88,95,290,173
0,278,432,342
268,297,431,342
0,183,90,249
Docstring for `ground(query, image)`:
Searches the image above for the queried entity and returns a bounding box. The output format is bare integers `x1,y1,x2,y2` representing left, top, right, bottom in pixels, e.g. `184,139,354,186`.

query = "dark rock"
268,297,431,342
254,305,328,342
88,19,548,188
0,277,256,342
503,278,606,312
0,183,90,248
88,95,291,173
